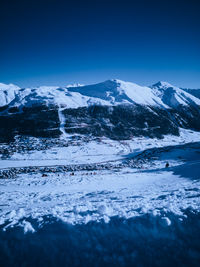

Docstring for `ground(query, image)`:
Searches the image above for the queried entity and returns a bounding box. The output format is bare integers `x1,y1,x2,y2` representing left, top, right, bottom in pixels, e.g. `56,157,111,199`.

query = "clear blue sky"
0,0,200,88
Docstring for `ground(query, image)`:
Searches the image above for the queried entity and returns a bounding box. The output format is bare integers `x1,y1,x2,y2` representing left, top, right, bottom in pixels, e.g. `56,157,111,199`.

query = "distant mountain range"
0,79,200,109
0,79,200,142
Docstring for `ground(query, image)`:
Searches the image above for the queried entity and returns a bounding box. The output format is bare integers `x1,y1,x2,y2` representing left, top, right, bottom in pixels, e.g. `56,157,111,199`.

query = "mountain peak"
0,79,200,110
152,81,175,88
0,83,20,91
110,78,125,84
66,83,84,88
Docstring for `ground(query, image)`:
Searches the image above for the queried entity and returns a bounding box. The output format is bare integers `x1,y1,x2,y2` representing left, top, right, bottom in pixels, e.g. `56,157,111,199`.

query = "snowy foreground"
1,165,200,229
0,129,200,266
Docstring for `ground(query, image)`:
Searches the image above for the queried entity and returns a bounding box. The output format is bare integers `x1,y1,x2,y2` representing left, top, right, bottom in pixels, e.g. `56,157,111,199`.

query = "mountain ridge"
0,79,200,110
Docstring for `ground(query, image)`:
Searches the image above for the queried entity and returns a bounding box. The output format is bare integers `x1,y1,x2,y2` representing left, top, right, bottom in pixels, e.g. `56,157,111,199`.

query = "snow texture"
1,79,200,109
0,129,200,230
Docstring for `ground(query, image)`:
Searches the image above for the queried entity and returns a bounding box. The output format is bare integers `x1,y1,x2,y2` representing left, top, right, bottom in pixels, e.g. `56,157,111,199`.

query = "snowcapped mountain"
151,81,200,108
0,79,200,110
0,84,109,109
0,83,20,107
67,79,166,107
0,79,200,142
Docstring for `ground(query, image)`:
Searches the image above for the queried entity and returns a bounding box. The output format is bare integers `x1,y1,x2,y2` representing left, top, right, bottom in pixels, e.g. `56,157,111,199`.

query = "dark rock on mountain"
0,105,60,143
63,105,179,140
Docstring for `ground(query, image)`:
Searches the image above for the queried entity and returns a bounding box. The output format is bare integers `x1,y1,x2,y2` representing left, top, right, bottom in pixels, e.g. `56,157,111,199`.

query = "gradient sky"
0,0,200,88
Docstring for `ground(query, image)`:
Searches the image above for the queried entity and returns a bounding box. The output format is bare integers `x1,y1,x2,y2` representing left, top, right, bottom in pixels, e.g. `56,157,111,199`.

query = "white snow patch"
21,220,35,234
160,217,171,227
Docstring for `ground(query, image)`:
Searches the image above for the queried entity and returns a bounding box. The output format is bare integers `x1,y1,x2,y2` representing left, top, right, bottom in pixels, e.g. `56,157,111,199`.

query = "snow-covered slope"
182,88,200,100
0,83,20,107
67,79,167,107
0,84,110,109
1,79,200,109
151,81,200,108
